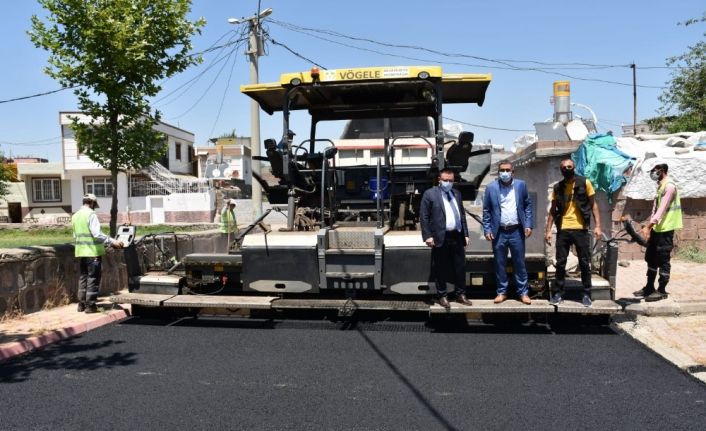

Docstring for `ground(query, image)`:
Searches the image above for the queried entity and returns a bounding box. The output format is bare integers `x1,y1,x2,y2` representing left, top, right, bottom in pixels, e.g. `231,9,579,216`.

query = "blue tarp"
572,133,635,202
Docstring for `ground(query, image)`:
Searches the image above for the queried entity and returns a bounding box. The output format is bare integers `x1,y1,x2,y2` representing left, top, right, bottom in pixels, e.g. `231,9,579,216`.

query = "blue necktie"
446,191,461,231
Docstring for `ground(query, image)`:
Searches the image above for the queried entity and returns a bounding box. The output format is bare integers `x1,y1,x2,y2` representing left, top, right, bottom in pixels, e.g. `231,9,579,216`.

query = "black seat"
445,131,474,172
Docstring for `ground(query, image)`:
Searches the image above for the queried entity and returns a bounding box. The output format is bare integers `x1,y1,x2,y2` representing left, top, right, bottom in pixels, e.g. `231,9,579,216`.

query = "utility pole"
228,7,272,217
631,63,637,137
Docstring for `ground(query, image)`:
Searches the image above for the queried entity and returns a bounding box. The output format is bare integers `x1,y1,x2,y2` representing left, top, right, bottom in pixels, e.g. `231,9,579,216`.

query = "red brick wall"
613,196,706,260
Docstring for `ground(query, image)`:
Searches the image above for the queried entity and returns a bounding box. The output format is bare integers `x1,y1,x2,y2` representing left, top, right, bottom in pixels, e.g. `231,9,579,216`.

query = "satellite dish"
566,119,589,141
212,168,221,178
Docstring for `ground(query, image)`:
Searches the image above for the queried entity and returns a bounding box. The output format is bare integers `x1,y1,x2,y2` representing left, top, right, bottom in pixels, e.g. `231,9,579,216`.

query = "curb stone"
0,309,129,362
612,317,706,385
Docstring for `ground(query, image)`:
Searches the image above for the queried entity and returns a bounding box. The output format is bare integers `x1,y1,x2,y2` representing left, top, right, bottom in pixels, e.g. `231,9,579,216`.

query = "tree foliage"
29,0,205,234
649,12,706,133
0,152,10,200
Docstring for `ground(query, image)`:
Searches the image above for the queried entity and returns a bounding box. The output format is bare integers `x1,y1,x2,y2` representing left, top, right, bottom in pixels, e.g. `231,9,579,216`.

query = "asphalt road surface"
1,314,705,430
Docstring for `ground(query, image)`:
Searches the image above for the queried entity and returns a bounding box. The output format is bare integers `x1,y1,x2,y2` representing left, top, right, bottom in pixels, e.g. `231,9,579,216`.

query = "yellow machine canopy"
241,66,491,120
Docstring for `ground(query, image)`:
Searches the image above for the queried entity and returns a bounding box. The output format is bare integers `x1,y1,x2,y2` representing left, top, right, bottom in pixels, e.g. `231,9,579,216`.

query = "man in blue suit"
482,160,534,305
420,168,471,309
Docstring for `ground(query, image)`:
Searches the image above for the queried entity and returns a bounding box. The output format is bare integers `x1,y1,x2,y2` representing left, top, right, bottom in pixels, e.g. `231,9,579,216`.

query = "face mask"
439,180,453,192
499,172,512,183
650,171,661,182
561,167,575,179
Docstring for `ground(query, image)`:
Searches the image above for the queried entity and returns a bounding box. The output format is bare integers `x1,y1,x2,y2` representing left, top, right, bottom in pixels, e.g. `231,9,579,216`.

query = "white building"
60,112,215,224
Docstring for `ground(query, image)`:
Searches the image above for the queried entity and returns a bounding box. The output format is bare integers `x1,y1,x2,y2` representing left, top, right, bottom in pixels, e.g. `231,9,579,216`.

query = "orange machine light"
310,67,320,80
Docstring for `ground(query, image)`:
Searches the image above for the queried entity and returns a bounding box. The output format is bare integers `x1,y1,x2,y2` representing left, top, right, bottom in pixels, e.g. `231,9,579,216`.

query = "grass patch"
0,224,214,249
676,244,706,264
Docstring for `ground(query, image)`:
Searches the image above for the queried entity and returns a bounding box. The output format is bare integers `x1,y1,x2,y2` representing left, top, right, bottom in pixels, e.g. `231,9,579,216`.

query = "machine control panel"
115,225,136,248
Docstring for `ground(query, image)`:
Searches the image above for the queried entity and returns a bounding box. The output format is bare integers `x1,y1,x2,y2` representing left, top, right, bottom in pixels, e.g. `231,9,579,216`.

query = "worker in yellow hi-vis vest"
634,161,683,303
71,194,123,314
220,198,238,250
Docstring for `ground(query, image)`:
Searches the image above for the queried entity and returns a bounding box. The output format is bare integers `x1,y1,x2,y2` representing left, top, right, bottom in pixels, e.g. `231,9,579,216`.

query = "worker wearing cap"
71,194,123,313
634,162,682,302
220,199,238,235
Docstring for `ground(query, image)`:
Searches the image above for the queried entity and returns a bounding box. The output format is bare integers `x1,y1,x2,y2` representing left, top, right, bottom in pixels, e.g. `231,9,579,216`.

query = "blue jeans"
492,227,529,296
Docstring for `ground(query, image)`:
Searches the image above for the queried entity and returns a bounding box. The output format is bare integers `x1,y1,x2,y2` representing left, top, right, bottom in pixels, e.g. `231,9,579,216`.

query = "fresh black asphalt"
1,314,705,430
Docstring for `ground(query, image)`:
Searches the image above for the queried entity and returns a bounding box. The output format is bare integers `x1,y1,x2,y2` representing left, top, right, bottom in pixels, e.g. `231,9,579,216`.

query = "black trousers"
432,231,466,298
553,229,592,296
644,230,674,293
78,256,102,306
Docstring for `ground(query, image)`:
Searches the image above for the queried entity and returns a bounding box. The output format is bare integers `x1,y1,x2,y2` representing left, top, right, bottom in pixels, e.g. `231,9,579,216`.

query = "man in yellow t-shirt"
545,158,602,307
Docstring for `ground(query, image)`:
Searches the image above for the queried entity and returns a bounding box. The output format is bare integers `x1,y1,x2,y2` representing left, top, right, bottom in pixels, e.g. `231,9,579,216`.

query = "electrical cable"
0,86,78,104
443,116,533,133
269,19,667,89
206,40,243,139
266,35,327,70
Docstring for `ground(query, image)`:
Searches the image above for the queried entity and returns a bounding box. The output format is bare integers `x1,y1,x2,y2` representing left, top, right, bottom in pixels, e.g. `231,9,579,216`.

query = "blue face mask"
499,172,512,183
439,180,453,192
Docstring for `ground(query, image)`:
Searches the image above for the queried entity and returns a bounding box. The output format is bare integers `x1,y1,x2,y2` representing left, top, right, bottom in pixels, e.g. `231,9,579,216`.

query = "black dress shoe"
84,304,99,314
457,294,472,306
438,296,451,309
77,302,86,312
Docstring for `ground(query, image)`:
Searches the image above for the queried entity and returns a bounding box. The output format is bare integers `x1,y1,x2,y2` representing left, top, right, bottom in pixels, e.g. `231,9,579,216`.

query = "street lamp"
228,7,272,218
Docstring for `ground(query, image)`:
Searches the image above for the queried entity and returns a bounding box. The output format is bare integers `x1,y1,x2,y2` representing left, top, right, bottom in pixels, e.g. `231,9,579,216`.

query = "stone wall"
612,196,706,260
0,231,225,316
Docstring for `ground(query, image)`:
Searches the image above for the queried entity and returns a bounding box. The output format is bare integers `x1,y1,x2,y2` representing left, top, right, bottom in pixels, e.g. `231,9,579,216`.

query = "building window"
369,149,385,159
84,177,114,198
187,145,193,163
61,125,75,139
32,178,62,202
339,149,362,159
175,142,182,161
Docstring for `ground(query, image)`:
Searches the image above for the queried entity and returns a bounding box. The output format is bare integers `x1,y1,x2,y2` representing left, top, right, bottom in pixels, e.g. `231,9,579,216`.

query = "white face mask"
499,172,512,183
439,180,453,192
650,171,661,182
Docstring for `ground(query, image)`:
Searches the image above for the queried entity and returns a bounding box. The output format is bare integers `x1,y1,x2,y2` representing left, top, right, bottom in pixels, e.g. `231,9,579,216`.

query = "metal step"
555,300,622,314
272,299,430,311
430,299,555,314
110,293,176,306
163,295,277,309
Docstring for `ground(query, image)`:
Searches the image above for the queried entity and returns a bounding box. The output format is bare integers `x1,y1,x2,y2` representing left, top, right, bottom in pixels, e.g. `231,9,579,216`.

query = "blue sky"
1,0,704,162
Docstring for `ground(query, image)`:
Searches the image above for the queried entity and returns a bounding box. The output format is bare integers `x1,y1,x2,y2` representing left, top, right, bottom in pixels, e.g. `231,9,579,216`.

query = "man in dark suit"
420,168,471,308
482,160,534,305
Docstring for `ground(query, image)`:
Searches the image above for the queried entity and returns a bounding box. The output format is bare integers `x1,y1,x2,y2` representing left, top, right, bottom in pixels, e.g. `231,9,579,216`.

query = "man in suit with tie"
420,168,471,309
482,160,534,305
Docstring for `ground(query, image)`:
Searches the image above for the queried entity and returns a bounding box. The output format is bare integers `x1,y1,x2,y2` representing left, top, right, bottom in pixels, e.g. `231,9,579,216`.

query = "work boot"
84,304,99,314
77,302,86,312
493,294,507,304
582,295,593,308
645,291,667,302
438,296,450,309
633,288,654,298
520,295,532,305
457,294,472,306
550,293,563,305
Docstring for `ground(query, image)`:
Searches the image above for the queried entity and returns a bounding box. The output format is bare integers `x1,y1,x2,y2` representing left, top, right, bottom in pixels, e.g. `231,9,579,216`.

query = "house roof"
17,162,65,179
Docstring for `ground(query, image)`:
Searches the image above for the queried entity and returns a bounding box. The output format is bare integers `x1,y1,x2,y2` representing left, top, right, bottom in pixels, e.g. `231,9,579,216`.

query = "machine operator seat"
445,131,474,172
264,139,284,179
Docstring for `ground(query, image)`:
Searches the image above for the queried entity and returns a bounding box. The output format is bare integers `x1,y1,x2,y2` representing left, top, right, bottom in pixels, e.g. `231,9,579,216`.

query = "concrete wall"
0,231,226,316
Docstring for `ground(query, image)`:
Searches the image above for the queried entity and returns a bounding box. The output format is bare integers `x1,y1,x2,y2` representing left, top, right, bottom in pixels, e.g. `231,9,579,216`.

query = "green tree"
29,0,205,235
0,151,10,200
649,12,706,133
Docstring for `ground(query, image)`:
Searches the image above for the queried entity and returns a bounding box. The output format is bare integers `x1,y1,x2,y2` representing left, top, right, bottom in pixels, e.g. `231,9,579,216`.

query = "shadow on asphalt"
119,312,616,336
0,338,136,384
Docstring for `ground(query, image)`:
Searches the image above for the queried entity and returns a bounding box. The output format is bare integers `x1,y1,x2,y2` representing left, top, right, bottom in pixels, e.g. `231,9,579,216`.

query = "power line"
167,41,245,120
207,40,243,139
0,86,77,104
443,116,533,133
267,36,327,70
268,19,667,89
